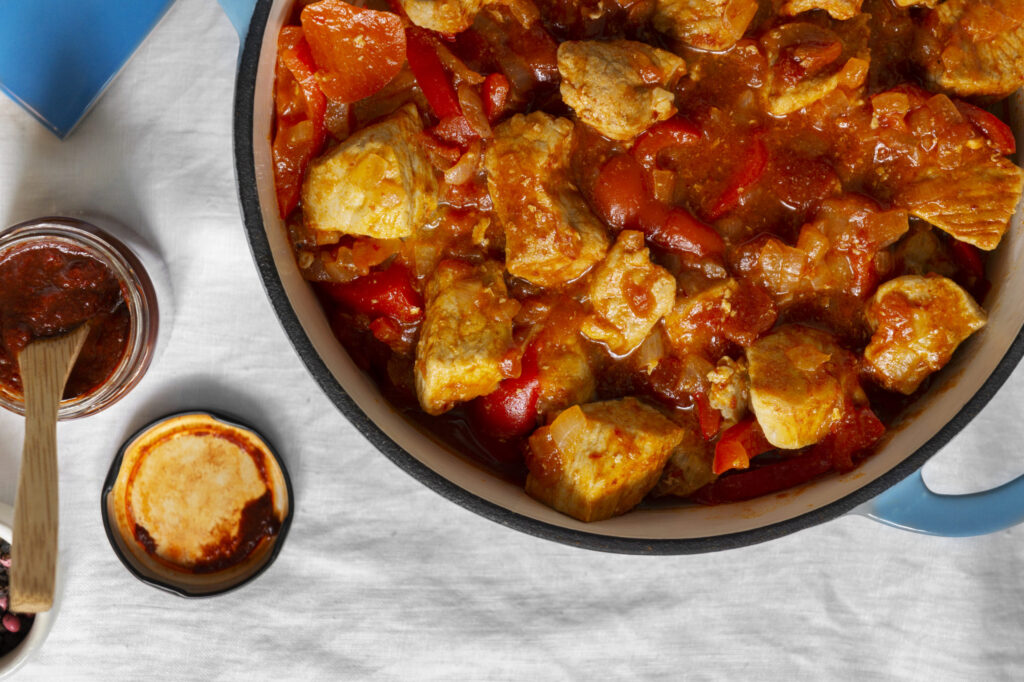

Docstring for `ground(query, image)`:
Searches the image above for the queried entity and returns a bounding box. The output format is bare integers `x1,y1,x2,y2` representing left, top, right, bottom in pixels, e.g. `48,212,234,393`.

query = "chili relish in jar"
0,217,159,419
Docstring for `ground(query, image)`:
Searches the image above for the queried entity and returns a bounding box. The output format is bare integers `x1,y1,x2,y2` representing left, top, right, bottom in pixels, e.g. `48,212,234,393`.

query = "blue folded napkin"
0,0,176,138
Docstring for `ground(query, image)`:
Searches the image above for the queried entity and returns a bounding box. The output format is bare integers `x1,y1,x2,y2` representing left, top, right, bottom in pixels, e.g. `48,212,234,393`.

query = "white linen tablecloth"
1,1,1023,679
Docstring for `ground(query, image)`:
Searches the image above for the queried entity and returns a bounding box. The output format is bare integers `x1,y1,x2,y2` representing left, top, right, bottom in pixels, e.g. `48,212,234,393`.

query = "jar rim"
0,217,158,420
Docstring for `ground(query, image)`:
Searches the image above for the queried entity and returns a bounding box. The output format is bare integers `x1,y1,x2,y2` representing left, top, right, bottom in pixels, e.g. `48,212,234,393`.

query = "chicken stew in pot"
271,0,1024,522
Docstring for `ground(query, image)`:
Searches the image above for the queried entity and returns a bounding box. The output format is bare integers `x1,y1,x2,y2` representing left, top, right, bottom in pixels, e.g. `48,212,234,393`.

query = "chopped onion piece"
458,84,493,139
444,139,482,185
549,405,588,453
499,0,540,26
634,329,667,374
435,42,485,86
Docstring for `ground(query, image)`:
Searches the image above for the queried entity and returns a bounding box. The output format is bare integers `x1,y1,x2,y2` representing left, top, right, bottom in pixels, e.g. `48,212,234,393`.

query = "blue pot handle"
855,469,1024,537
218,0,258,40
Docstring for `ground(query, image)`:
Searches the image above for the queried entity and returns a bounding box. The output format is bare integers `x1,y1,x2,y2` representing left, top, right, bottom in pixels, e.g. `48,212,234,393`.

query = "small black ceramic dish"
101,411,293,597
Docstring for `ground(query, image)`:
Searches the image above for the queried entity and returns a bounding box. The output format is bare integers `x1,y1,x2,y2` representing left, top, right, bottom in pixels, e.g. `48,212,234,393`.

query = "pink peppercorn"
1,612,20,633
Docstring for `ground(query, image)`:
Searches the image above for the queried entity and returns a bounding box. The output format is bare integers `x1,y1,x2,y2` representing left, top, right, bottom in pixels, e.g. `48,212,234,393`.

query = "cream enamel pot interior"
220,0,1024,553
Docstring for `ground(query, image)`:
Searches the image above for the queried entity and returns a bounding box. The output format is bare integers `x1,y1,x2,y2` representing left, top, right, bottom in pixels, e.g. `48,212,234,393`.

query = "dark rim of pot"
100,409,295,596
232,0,1024,554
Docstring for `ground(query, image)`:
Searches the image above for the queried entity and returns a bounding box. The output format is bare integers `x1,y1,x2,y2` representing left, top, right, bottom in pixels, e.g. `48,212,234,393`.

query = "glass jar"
0,217,160,419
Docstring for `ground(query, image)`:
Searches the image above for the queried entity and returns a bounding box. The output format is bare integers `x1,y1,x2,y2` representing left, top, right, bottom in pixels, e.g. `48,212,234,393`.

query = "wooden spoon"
9,323,91,613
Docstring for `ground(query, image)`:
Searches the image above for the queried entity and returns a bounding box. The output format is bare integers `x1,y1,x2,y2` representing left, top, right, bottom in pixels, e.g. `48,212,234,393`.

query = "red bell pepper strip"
431,114,477,147
300,0,406,103
406,27,463,120
272,26,327,218
955,101,1016,155
472,342,541,439
320,263,424,323
593,155,649,230
706,133,768,220
481,72,510,122
631,117,701,170
712,417,774,475
694,393,722,441
950,239,986,282
592,154,725,258
278,27,327,129
693,449,834,505
638,202,726,259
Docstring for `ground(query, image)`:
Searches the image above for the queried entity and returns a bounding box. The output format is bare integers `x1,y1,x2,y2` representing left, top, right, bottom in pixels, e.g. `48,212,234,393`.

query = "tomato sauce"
0,241,130,400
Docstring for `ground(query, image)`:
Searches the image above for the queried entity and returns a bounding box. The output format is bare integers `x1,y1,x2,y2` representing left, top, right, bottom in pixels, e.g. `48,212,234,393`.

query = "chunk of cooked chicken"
737,195,910,304
916,0,1024,98
746,325,866,449
707,355,749,427
663,278,778,358
664,280,738,358
897,156,1024,251
519,297,597,417
415,260,519,415
537,341,595,417
557,40,686,141
398,0,485,33
302,104,438,243
780,0,862,21
651,425,715,498
484,112,610,288
761,19,870,116
525,398,685,522
864,275,987,394
893,0,937,6
653,0,758,52
582,231,676,355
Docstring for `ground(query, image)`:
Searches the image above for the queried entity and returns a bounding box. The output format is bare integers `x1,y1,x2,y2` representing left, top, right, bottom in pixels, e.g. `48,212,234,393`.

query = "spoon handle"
10,324,90,613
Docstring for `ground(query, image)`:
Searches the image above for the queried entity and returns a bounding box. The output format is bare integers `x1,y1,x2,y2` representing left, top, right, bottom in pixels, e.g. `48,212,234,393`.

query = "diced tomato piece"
406,27,463,120
711,418,773,475
706,133,768,220
273,26,327,218
320,263,424,323
810,405,884,472
593,155,649,230
482,73,510,122
631,117,701,170
431,114,477,147
693,449,834,505
369,316,404,346
471,343,541,439
694,393,721,441
720,282,777,347
300,1,405,103
638,203,726,259
955,101,1016,155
